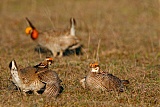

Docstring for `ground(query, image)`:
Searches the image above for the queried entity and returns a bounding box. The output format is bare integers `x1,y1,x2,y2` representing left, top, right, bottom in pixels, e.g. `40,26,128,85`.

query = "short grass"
0,0,159,107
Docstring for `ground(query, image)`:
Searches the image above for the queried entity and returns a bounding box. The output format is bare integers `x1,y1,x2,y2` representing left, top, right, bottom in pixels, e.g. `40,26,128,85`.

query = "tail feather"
9,60,18,71
70,18,76,36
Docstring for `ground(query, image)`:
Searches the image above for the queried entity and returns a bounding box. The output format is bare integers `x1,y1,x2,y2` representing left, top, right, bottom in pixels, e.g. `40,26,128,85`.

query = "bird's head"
89,62,100,73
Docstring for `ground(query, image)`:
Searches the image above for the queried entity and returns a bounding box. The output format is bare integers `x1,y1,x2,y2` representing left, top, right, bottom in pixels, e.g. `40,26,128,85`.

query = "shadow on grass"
8,82,64,97
34,45,83,57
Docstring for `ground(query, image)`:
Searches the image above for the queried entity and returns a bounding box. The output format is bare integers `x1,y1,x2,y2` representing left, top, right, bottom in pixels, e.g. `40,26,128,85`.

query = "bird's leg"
53,52,57,57
34,90,40,95
58,50,63,57
22,91,27,96
80,78,86,89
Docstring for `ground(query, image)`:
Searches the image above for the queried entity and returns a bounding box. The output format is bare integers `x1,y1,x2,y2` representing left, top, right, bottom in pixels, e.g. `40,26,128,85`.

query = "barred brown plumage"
80,63,129,92
9,59,62,97
25,17,82,57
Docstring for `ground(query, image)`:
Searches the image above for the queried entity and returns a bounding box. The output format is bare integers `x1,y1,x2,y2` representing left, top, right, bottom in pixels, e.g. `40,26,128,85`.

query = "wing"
20,67,38,84
59,36,80,50
37,69,61,83
101,73,122,91
42,29,68,38
37,70,61,97
43,83,60,98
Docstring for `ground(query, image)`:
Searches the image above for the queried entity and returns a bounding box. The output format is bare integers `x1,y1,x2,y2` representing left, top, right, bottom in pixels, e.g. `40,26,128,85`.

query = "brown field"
0,0,160,107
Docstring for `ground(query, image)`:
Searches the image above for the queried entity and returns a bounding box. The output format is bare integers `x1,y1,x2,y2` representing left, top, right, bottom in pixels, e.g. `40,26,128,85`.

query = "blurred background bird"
25,17,82,57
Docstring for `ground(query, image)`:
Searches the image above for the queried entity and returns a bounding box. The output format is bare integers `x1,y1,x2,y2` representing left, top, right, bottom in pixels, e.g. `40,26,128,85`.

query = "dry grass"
0,0,160,107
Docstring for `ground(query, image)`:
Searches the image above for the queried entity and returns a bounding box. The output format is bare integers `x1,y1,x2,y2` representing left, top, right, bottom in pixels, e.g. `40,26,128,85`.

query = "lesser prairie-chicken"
80,62,129,92
9,58,62,97
25,18,81,57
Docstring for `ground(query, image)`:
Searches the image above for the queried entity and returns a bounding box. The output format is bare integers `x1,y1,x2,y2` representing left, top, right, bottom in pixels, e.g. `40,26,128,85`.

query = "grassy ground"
0,0,159,107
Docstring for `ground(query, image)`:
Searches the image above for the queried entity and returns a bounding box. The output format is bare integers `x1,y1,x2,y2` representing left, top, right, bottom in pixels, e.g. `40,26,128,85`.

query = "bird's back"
37,29,79,50
102,73,123,91
37,69,61,83
86,73,107,91
19,67,38,84
86,72,127,92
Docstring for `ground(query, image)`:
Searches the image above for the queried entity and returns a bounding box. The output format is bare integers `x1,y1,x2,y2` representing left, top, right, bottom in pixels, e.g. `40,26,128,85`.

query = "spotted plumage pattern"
80,63,129,92
37,69,62,97
9,59,62,97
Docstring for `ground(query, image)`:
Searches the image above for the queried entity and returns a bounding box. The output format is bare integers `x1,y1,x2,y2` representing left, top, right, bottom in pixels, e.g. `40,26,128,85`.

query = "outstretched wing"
43,83,60,98
37,69,61,97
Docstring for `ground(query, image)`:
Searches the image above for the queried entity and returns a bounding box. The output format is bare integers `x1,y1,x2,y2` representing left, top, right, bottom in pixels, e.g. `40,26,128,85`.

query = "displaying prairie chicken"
25,17,81,57
80,63,129,92
9,58,62,97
